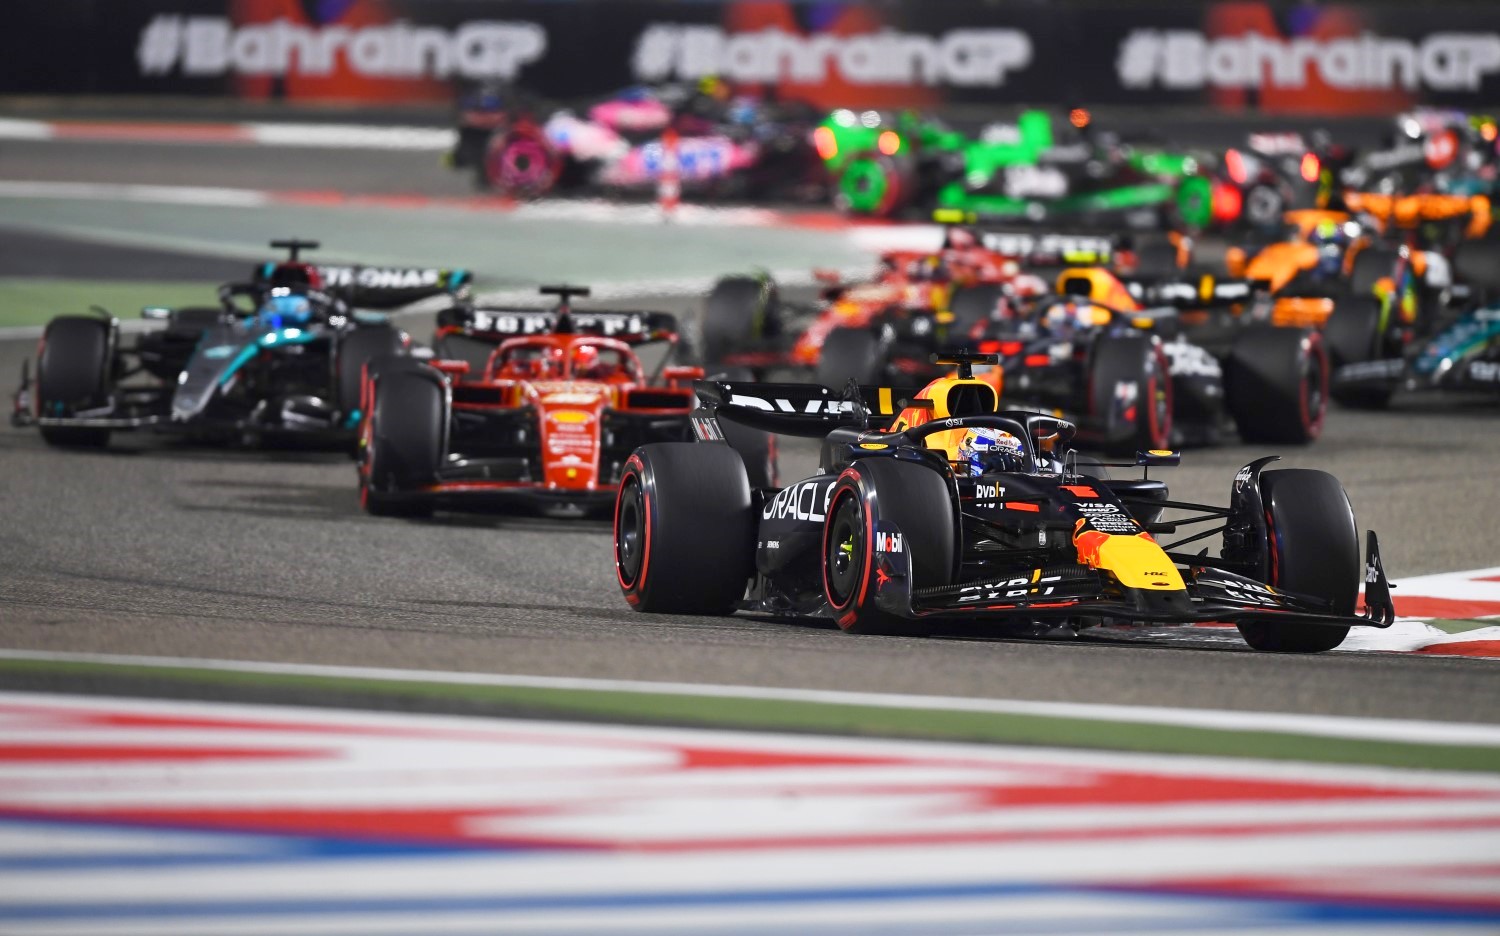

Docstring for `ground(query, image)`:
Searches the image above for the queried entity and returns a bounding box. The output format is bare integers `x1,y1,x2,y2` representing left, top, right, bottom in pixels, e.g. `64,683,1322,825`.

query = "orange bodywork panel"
1245,242,1319,292
1344,191,1493,238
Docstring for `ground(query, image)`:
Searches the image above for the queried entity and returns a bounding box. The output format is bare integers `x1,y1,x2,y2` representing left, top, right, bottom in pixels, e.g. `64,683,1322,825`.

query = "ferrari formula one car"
613,358,1395,653
12,240,470,449
450,82,823,200
357,286,774,518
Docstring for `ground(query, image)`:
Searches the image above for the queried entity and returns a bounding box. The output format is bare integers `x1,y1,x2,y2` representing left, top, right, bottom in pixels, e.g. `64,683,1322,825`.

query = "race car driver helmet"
1309,219,1351,278
957,426,1027,476
573,344,615,379
256,288,316,329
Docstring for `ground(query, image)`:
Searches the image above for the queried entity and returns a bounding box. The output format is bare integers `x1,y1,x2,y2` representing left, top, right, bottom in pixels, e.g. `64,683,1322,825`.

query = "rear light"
1224,148,1248,185
1023,354,1051,367
813,126,838,161
1211,180,1243,223
1300,152,1320,183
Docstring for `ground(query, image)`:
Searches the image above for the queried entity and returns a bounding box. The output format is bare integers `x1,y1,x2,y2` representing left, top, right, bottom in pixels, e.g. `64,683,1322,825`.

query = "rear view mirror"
1136,449,1181,467
141,306,172,320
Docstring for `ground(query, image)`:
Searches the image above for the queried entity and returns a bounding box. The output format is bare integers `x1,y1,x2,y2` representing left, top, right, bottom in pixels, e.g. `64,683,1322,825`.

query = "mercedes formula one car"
613,358,1394,653
12,241,471,449
357,286,774,518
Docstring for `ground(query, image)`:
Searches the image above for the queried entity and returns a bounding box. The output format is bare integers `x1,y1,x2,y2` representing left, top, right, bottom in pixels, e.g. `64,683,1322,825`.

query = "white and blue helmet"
957,427,1026,476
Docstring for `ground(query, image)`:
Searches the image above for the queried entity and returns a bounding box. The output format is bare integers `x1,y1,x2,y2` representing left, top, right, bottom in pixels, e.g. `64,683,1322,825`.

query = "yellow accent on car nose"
1095,535,1186,590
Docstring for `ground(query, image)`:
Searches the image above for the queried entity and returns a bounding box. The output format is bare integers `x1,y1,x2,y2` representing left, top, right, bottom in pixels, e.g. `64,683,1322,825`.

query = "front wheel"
1224,327,1327,444
823,457,954,636
1236,469,1357,652
361,367,444,518
615,443,756,614
36,316,114,448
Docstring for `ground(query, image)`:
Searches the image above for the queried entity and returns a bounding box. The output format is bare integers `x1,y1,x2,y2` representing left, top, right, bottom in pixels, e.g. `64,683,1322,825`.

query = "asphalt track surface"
2,138,1499,726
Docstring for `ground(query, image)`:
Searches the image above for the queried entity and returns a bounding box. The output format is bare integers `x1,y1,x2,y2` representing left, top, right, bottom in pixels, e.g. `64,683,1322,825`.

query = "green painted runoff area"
1,656,1495,774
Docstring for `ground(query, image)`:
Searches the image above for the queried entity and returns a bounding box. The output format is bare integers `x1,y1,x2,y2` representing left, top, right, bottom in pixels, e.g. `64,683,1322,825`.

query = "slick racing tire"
36,316,113,448
1088,336,1172,456
615,443,756,615
1129,236,1182,279
823,458,955,637
481,132,559,197
718,415,779,490
815,326,884,390
1348,247,1400,298
946,284,1006,341
1237,469,1357,653
1454,240,1500,292
834,151,911,218
701,275,778,368
337,324,406,423
361,367,443,519
1323,296,1395,410
1224,326,1327,444
1241,183,1287,234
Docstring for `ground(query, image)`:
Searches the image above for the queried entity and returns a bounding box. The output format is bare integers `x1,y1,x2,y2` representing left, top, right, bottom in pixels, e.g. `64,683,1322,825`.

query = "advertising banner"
4,1,1500,115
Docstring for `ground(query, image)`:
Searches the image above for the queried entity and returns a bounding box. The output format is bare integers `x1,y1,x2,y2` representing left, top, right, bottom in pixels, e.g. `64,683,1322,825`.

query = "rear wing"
438,306,681,343
1126,275,1270,309
693,379,916,438
969,229,1116,267
251,264,474,309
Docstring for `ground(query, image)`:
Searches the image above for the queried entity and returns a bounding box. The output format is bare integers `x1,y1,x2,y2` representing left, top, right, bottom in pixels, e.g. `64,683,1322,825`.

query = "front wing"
860,532,1395,632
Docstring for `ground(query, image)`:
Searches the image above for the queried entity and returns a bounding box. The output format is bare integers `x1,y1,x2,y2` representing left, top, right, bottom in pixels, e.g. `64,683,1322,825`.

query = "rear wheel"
815,326,883,390
946,284,1005,340
1089,336,1172,455
1323,296,1394,409
1224,326,1327,444
36,316,113,448
362,368,443,518
614,443,756,614
701,276,777,368
823,457,954,636
1237,469,1357,653
1241,183,1286,233
834,152,910,218
1349,247,1399,297
482,132,558,197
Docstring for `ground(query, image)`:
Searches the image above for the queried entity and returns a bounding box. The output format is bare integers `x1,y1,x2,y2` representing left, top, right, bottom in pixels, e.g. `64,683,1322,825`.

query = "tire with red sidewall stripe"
1224,326,1328,444
1088,336,1173,456
361,365,443,518
615,443,755,614
823,457,954,636
1237,469,1356,653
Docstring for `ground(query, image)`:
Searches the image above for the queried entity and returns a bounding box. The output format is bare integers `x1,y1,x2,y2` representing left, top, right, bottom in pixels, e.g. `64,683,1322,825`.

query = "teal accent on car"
217,328,320,386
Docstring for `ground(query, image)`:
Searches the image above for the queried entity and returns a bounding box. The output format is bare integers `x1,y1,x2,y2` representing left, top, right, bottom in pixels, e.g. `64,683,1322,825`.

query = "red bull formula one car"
613,356,1395,653
358,286,773,518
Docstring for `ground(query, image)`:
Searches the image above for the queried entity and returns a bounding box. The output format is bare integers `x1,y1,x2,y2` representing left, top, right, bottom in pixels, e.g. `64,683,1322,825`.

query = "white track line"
2,647,1498,748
